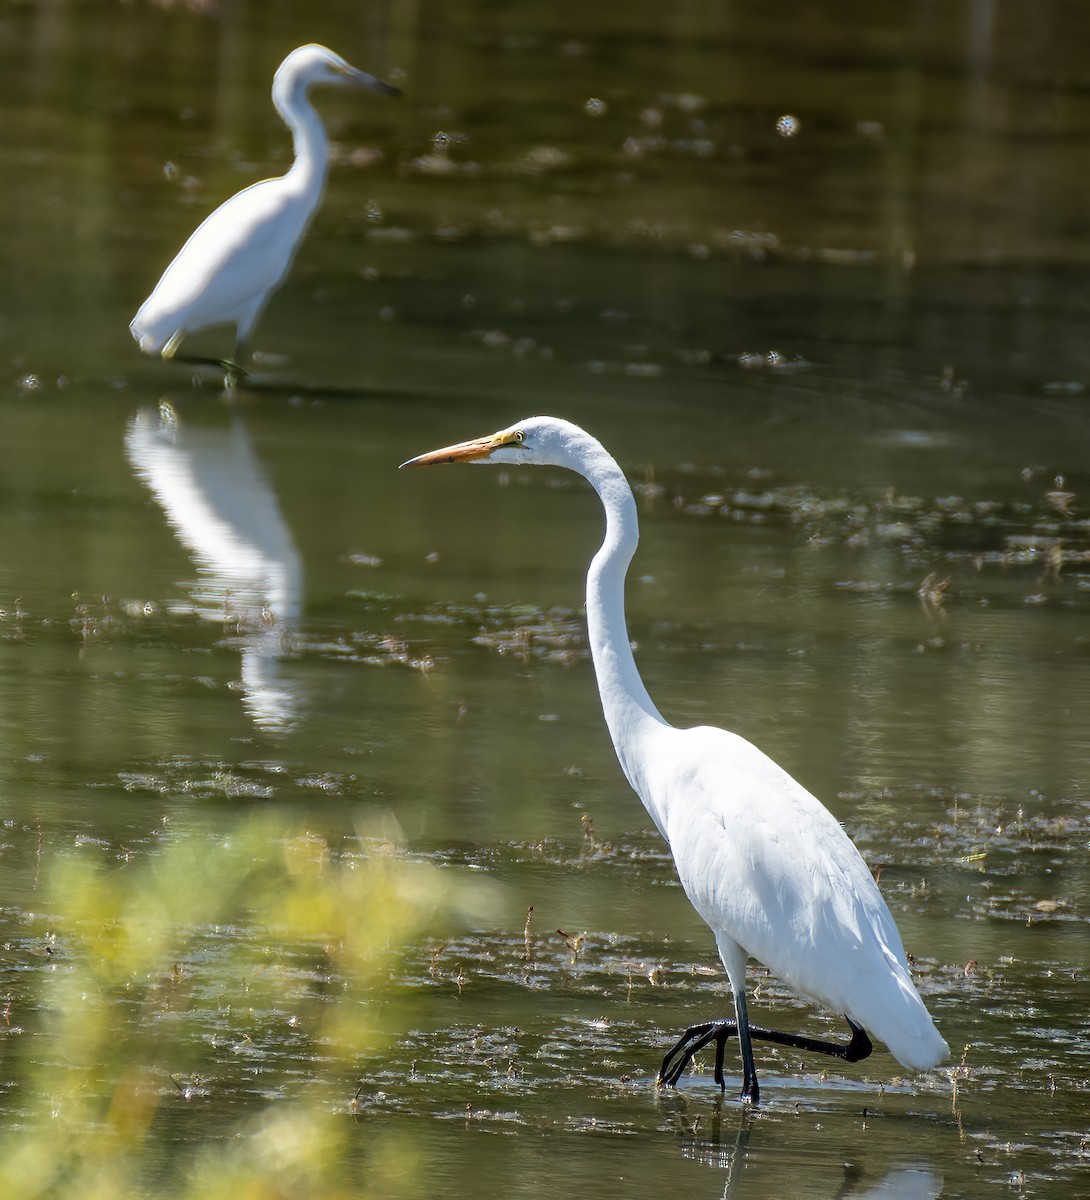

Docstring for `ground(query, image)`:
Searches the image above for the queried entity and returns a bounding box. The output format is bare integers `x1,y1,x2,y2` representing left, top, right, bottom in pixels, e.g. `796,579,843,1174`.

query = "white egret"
402,416,949,1102
130,44,399,387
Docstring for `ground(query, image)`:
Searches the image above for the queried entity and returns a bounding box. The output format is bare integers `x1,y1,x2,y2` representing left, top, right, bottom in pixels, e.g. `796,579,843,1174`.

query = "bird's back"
641,724,948,1070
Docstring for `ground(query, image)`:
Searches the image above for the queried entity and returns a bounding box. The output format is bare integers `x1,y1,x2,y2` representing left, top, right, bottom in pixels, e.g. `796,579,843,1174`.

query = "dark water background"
1,1,1089,1195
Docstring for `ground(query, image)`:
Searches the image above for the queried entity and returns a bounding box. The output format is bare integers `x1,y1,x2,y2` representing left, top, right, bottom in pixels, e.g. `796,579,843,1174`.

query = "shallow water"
2,1,1090,1196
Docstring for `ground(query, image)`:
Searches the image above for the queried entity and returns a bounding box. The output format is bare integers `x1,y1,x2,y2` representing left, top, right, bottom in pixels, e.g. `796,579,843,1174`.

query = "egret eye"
512,431,525,444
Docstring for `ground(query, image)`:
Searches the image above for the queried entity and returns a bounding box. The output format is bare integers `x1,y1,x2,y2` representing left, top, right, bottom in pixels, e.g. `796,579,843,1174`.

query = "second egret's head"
275,43,401,102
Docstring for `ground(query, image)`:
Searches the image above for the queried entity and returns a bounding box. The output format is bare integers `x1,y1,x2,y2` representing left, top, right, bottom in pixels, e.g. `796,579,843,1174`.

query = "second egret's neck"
578,438,668,794
272,76,331,196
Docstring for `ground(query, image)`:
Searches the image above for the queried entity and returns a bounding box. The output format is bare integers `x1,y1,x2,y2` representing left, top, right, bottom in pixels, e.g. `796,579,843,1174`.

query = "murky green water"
2,1,1089,1195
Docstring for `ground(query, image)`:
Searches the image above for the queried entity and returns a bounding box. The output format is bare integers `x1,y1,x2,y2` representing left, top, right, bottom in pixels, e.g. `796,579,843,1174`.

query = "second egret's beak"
400,431,513,468
343,66,402,98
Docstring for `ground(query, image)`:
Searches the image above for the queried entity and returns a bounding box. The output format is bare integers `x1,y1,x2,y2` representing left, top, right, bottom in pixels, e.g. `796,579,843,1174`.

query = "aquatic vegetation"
0,816,497,1199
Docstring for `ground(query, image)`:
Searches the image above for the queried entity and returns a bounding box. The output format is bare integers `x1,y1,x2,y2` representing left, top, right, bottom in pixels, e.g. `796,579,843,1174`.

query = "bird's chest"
656,775,797,929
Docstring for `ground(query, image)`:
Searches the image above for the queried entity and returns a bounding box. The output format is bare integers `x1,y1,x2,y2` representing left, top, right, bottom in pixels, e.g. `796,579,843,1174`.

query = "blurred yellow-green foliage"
0,815,498,1199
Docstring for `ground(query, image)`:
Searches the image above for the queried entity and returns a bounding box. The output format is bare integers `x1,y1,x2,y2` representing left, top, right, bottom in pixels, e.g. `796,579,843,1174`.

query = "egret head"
400,416,593,470
274,44,401,102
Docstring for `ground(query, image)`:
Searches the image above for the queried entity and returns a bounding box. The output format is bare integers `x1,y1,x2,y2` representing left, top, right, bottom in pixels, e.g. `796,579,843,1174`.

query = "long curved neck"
272,77,330,197
580,441,669,794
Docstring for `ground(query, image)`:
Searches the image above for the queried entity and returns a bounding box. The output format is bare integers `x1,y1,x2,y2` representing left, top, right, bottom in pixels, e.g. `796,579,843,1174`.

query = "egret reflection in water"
677,1117,942,1200
125,404,303,732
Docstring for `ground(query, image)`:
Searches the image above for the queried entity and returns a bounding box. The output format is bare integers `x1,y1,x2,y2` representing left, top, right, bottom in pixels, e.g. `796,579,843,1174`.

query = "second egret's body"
130,44,398,385
403,416,948,1102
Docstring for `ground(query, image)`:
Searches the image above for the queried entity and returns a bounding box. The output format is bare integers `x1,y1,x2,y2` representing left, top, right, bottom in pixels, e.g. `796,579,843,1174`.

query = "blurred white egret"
130,44,399,387
403,416,949,1102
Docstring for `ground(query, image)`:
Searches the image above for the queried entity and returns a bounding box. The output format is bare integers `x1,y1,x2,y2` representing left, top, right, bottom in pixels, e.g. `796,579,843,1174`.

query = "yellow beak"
400,432,508,468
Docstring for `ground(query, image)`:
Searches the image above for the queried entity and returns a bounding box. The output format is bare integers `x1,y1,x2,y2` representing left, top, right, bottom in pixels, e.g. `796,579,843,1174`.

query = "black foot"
659,1019,738,1090
658,1016,872,1095
173,353,249,388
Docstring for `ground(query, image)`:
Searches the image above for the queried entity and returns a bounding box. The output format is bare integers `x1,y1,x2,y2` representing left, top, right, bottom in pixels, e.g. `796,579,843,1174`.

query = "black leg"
735,991,759,1104
658,1013,872,1096
173,352,249,387
746,1017,872,1064
227,338,249,390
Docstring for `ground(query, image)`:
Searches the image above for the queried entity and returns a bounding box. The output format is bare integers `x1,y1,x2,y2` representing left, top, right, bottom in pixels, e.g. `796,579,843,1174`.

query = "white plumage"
403,415,948,1101
130,44,398,383
655,724,945,1071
